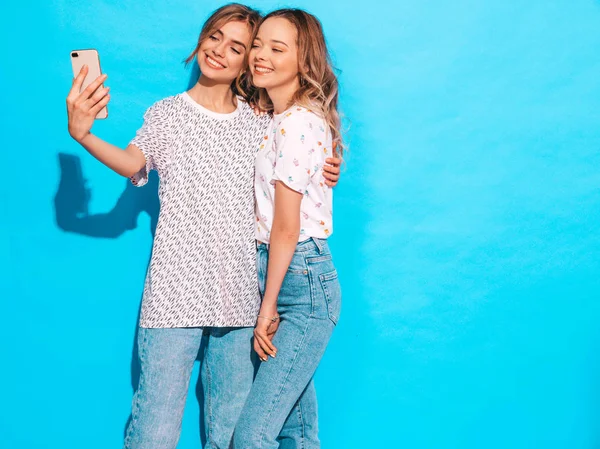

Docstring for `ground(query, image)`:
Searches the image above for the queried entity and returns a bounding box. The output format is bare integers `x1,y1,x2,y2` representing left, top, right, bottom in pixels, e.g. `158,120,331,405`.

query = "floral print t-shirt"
255,105,334,243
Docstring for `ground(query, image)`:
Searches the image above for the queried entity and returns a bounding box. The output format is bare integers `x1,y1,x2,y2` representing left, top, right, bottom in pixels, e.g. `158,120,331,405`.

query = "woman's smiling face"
197,20,251,84
249,17,300,90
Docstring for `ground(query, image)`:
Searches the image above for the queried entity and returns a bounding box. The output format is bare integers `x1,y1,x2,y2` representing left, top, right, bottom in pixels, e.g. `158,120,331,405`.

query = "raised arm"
66,66,146,178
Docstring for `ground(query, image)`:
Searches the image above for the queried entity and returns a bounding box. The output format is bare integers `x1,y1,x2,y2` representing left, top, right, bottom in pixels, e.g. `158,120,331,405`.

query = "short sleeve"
271,114,318,194
129,100,171,187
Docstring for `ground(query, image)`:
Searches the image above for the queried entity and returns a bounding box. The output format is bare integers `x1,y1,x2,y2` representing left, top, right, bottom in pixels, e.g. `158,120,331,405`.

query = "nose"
212,41,226,58
253,46,267,61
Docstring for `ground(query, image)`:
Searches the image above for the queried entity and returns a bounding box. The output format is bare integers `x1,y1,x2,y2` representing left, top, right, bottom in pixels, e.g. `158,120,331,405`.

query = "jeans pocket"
319,270,341,325
287,252,308,275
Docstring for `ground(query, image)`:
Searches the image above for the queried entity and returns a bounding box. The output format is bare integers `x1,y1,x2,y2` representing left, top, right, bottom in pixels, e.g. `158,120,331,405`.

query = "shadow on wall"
54,152,159,238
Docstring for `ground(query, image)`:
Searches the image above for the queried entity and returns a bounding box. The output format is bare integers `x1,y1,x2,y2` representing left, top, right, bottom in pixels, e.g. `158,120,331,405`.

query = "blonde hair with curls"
185,3,261,100
251,9,345,156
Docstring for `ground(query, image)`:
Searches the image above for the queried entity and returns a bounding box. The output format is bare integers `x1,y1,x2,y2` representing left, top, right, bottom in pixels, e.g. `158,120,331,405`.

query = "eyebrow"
271,39,289,48
214,29,247,50
253,37,289,48
232,40,247,50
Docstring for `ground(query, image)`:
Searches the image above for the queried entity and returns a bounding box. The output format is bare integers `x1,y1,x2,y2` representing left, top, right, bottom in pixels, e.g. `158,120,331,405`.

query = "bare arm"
263,182,302,309
253,182,302,361
79,136,146,178
66,66,146,178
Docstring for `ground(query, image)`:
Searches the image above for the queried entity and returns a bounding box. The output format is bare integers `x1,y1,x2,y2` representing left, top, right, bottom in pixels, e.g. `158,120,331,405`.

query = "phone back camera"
72,52,79,57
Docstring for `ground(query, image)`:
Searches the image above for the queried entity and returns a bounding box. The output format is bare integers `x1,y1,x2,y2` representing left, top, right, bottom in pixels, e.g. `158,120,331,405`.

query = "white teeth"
206,56,225,69
255,66,273,73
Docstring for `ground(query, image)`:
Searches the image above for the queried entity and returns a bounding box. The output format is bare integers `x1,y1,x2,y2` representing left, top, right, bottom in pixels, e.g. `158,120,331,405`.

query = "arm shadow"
53,152,159,238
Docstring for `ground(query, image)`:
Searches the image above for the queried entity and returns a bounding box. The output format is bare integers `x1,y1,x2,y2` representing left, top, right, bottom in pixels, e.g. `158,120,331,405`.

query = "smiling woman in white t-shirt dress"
234,9,344,449
64,4,341,449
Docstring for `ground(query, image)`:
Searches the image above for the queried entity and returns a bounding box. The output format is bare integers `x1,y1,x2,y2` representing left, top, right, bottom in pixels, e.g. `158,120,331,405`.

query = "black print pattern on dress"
130,93,270,328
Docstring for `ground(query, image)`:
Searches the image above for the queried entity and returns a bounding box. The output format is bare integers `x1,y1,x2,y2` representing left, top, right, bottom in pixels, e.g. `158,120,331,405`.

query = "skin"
190,21,250,112
249,17,336,362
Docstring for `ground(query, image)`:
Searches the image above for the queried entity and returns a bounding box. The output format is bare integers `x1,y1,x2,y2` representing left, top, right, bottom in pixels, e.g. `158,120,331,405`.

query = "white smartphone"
70,49,108,119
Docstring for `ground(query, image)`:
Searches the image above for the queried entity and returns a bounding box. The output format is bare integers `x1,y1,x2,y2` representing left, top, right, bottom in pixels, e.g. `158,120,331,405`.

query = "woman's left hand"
254,307,279,362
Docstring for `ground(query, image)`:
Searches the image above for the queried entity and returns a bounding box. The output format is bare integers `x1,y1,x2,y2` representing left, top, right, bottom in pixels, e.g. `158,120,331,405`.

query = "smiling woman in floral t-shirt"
234,8,344,449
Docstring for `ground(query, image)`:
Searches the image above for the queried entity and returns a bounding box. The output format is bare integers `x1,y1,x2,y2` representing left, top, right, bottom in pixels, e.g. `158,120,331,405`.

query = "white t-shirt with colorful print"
255,105,334,243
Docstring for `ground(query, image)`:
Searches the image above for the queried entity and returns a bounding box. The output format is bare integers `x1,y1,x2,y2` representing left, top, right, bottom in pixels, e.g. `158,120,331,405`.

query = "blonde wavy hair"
185,3,261,101
250,9,345,156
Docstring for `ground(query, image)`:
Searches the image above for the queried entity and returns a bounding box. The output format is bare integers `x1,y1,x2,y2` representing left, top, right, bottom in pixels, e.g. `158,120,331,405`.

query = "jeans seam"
297,400,306,449
124,329,147,448
205,341,214,446
307,256,316,317
257,318,314,448
320,276,338,325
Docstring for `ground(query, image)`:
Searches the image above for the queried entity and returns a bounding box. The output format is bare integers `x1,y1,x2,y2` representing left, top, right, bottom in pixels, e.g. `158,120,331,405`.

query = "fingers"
323,164,340,175
254,338,268,362
89,93,110,116
323,157,341,186
323,168,340,184
68,65,89,100
254,327,277,361
78,73,108,104
253,106,267,117
325,156,342,167
324,174,339,186
257,330,277,356
254,333,272,362
85,86,110,110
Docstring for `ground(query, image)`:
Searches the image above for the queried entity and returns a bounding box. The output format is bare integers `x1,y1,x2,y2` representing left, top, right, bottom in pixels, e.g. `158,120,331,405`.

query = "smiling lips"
254,64,274,75
206,54,226,69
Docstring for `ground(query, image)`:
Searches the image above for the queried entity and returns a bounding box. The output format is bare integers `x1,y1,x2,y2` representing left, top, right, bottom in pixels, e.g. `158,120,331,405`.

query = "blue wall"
2,1,600,448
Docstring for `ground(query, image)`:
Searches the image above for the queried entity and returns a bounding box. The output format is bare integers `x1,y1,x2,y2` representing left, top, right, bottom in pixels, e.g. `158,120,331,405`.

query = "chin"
200,65,235,84
198,58,235,83
251,77,269,89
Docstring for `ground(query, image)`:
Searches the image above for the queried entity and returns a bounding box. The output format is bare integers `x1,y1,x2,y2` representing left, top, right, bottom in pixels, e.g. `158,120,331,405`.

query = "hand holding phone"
69,49,108,119
67,50,110,142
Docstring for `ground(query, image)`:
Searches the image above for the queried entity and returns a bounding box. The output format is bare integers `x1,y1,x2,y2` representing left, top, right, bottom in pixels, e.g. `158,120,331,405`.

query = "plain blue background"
2,0,600,448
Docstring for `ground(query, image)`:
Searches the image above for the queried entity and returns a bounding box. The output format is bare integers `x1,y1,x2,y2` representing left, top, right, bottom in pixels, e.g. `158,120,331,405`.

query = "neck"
187,75,237,113
268,78,301,114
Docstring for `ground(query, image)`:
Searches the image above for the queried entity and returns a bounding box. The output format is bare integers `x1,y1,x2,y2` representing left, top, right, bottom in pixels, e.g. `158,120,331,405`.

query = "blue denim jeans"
124,326,256,449
233,238,341,449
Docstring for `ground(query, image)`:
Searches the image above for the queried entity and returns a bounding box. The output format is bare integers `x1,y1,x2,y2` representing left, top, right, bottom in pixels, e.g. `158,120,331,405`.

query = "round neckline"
181,92,241,120
273,105,297,120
